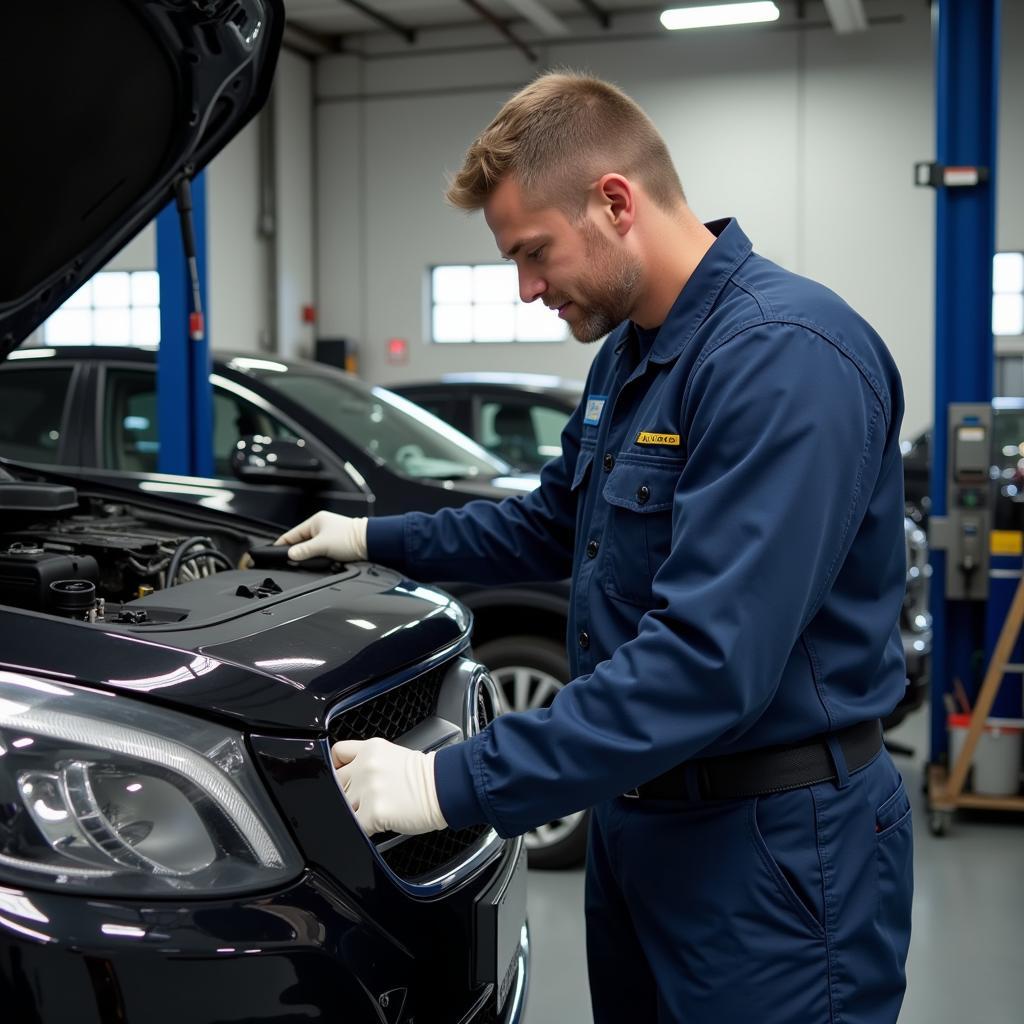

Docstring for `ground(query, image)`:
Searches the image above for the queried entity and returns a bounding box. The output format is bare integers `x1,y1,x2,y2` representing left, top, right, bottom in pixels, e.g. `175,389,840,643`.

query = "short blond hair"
446,71,685,217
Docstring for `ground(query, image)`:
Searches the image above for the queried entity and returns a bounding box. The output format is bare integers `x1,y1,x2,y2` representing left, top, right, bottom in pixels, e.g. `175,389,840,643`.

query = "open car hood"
0,0,284,355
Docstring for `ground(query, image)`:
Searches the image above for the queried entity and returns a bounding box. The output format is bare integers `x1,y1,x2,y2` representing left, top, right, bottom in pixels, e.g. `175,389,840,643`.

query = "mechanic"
278,72,913,1024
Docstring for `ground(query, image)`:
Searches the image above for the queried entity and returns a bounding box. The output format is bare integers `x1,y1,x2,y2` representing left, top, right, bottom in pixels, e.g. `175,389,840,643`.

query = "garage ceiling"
283,1,879,54
287,1,630,38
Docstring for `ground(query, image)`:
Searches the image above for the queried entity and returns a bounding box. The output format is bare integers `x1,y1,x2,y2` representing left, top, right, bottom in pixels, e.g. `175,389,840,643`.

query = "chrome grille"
380,824,491,882
328,656,502,887
329,665,447,743
476,679,498,730
469,1000,500,1023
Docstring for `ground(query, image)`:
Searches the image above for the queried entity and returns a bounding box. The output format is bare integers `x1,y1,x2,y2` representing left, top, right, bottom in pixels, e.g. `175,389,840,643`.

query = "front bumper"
0,849,531,1024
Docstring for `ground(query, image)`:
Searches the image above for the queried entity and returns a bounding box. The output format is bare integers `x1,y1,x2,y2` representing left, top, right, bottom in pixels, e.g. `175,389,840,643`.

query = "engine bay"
0,481,335,627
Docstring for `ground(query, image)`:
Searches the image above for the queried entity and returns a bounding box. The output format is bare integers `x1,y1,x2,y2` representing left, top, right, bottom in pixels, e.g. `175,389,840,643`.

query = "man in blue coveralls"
279,72,913,1023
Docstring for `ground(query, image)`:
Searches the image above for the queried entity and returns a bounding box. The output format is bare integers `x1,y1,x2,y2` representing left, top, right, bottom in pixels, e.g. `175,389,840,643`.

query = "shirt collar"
636,218,752,365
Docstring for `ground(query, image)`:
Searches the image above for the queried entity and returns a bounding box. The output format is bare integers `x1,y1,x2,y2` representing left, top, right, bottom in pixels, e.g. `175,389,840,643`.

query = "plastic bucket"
948,714,1024,796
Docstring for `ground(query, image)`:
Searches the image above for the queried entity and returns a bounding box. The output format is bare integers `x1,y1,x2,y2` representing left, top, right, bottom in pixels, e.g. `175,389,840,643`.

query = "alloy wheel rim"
490,663,586,850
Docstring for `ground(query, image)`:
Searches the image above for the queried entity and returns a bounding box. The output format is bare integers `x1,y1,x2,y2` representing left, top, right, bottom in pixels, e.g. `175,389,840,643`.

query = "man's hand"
275,511,368,562
333,738,448,836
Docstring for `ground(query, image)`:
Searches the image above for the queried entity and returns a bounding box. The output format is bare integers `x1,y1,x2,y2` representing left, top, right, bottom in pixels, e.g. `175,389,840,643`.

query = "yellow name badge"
636,432,681,447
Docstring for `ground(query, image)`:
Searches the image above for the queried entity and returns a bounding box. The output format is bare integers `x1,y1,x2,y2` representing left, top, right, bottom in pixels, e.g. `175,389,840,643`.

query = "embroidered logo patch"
636,432,681,446
583,396,607,426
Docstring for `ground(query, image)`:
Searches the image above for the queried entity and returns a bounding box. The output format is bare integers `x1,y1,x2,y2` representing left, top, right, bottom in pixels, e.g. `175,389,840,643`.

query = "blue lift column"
155,172,214,479
927,0,1000,762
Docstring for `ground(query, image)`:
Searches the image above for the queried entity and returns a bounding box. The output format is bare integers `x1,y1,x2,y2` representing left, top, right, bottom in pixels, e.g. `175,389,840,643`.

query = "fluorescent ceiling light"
661,2,780,31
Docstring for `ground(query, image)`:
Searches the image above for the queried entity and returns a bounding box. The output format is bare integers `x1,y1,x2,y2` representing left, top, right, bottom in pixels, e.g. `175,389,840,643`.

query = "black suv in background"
396,372,582,474
0,3,528,1021
0,347,586,869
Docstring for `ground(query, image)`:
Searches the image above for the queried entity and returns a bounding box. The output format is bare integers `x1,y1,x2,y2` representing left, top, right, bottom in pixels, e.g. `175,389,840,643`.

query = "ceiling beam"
282,22,336,56
503,0,570,37
337,0,417,44
461,0,539,62
822,0,868,33
576,0,610,29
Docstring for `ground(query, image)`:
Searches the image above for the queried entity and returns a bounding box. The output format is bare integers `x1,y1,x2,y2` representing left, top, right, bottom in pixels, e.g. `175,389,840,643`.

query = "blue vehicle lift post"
155,171,214,479
925,0,1000,823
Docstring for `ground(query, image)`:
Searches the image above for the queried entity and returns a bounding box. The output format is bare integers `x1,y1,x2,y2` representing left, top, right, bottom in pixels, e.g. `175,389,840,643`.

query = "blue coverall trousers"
585,747,913,1023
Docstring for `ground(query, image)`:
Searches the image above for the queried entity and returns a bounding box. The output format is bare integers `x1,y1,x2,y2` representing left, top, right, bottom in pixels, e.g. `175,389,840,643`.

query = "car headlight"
0,670,302,896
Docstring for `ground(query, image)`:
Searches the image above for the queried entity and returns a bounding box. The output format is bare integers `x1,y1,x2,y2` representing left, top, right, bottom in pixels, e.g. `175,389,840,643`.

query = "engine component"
0,545,100,611
48,579,97,621
1,501,240,607
235,577,283,600
0,477,78,530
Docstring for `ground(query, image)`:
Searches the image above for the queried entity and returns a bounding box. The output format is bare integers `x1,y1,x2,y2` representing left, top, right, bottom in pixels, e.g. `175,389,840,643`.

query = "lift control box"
931,403,993,600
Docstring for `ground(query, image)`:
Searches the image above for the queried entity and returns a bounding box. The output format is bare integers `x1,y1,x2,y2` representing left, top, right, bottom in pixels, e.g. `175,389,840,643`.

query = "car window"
406,395,452,422
532,405,570,459
480,400,569,471
211,388,300,474
103,369,298,475
0,366,74,464
251,369,509,480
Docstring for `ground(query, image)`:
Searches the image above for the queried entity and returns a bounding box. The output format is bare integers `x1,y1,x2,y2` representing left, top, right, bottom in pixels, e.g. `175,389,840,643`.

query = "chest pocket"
571,443,596,537
572,443,596,491
602,457,683,607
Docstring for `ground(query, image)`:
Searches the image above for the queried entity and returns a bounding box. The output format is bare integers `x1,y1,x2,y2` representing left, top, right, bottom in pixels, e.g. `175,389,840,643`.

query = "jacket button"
578,631,590,650
603,452,615,472
586,539,599,558
637,484,650,504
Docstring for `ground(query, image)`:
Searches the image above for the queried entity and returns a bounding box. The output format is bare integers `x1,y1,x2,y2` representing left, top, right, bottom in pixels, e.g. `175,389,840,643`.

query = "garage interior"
6,1,1024,1022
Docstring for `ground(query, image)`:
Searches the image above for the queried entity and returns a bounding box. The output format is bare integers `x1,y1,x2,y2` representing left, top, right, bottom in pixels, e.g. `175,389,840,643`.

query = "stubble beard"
563,222,644,344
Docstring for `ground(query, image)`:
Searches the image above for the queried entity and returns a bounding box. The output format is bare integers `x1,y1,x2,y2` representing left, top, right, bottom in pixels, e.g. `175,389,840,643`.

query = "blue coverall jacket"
367,218,908,838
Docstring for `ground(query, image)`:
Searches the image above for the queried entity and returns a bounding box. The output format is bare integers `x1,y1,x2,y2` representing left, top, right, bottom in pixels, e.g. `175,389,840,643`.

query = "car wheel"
474,636,589,870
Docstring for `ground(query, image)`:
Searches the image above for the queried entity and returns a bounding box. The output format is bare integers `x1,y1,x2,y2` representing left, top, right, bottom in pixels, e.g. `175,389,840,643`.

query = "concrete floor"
523,706,1024,1022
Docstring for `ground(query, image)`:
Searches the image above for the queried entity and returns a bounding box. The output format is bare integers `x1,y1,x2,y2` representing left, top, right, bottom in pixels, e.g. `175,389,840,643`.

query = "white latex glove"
333,738,448,837
275,511,368,563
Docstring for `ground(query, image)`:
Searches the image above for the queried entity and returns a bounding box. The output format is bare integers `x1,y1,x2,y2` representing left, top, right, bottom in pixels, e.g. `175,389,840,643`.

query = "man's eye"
528,246,545,262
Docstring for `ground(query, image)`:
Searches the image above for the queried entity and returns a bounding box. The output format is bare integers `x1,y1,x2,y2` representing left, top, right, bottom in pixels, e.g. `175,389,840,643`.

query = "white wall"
273,49,317,360
103,225,155,273
207,116,268,353
998,0,1024,251
207,48,317,357
314,1,1022,441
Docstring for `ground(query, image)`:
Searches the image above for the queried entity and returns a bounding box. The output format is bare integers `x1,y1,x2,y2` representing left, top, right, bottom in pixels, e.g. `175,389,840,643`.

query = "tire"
474,635,590,870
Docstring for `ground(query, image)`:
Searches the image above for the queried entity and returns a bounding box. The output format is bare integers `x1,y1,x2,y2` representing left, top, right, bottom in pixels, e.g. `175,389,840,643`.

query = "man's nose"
518,271,546,304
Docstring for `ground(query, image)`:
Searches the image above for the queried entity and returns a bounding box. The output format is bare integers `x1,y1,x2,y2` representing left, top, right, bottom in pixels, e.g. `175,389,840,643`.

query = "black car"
1,346,587,869
0,4,528,1022
395,373,582,474
901,428,931,524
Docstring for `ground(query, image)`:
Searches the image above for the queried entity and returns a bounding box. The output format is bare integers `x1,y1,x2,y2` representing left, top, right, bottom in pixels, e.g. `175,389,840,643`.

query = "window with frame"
430,264,568,343
102,369,299,475
44,271,160,347
0,366,74,464
994,253,1024,396
994,252,1024,337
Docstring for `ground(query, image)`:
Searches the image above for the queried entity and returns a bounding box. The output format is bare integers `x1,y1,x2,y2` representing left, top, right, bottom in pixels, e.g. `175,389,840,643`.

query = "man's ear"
595,174,636,236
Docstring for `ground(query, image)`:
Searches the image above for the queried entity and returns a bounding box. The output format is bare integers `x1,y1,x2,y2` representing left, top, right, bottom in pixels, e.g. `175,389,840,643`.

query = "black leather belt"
623,719,883,802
